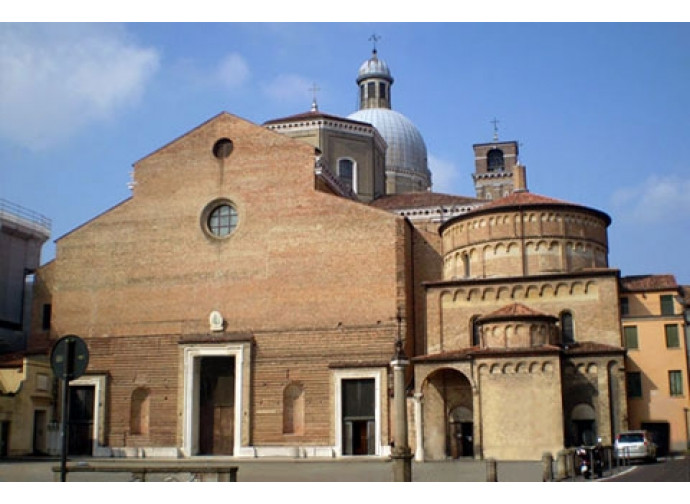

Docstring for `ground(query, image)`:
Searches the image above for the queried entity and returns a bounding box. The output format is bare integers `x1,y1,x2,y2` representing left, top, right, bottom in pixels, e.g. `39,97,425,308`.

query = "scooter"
576,444,604,479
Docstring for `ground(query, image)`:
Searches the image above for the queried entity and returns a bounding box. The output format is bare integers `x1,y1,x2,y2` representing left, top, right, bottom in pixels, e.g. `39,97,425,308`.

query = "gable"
132,112,317,200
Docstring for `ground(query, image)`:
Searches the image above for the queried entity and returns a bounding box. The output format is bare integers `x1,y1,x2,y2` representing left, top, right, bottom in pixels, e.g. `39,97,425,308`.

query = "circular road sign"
50,335,89,380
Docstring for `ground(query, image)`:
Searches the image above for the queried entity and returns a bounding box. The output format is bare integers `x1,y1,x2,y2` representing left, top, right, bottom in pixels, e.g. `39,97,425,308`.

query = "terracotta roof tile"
620,274,679,292
370,192,482,210
412,345,561,362
263,110,372,127
412,340,624,363
441,190,612,230
479,303,555,321
481,191,573,209
563,341,625,355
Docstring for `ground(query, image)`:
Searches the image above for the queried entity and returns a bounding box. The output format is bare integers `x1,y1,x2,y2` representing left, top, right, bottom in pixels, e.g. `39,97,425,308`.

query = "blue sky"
1,21,689,284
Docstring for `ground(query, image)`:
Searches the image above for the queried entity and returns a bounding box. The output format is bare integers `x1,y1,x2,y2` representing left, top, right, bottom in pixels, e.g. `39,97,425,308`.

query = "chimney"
513,164,528,192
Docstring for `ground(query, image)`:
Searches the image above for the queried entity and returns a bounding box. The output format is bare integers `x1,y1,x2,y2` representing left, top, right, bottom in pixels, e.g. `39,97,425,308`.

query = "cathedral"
26,47,628,461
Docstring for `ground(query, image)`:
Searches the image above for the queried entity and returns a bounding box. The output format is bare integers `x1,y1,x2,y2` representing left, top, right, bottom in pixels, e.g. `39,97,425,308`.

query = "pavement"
0,456,546,482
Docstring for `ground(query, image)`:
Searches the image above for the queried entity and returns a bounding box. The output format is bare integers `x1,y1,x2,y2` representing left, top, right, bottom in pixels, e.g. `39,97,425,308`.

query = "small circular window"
202,200,239,239
213,138,234,159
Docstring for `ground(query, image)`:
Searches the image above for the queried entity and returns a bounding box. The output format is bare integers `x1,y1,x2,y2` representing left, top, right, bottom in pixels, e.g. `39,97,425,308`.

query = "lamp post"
391,310,412,482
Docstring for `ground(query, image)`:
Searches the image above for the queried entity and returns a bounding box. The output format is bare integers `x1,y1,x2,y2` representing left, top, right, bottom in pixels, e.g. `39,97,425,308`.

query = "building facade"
30,112,414,458
0,199,51,354
15,48,682,461
264,105,387,203
0,200,53,457
620,275,690,454
0,352,56,457
415,181,627,461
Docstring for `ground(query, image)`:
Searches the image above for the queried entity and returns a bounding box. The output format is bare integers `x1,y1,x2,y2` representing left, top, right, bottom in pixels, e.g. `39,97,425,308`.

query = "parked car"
614,430,657,462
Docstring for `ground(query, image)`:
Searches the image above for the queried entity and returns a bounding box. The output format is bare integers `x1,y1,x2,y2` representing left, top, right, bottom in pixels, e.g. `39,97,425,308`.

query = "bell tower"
472,120,521,200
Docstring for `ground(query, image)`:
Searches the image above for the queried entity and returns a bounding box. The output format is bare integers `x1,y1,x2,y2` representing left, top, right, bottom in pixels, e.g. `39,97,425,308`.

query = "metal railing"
52,461,239,482
0,198,52,235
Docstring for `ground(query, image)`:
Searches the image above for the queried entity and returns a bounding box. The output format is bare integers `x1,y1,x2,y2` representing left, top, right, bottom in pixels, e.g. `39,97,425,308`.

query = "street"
606,457,690,482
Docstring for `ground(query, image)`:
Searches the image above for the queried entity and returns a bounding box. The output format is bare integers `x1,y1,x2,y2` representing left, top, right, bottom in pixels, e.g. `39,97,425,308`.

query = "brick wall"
37,112,410,452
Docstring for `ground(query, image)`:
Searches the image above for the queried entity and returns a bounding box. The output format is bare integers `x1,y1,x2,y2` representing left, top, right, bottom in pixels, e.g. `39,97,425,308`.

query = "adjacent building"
620,275,690,454
0,199,53,457
0,199,51,353
0,352,56,457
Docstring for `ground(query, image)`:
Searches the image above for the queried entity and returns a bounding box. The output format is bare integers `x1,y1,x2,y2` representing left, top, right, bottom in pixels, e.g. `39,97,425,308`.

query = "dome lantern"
349,48,431,194
357,49,394,110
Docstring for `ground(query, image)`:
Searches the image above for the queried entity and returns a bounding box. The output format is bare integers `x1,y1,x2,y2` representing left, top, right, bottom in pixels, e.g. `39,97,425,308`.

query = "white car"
614,430,657,462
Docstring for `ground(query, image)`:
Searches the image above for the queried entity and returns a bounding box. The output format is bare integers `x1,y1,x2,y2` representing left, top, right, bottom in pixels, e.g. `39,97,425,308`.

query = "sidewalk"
0,457,544,482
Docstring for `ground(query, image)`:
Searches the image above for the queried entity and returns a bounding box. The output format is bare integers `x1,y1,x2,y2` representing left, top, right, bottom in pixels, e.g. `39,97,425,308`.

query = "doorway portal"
33,410,47,454
449,406,474,458
341,378,375,455
69,385,94,455
198,356,235,455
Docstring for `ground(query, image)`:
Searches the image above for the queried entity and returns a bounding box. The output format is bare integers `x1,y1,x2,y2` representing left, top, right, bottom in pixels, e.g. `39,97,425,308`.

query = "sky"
1,17,689,285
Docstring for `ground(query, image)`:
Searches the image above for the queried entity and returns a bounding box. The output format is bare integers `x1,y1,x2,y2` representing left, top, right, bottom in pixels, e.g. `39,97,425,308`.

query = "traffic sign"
50,335,89,381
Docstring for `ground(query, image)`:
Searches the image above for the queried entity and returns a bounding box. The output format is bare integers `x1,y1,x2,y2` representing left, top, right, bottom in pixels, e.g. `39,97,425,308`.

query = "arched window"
130,387,150,435
338,158,356,192
283,383,305,435
561,311,575,345
470,316,482,347
462,252,471,278
487,148,505,172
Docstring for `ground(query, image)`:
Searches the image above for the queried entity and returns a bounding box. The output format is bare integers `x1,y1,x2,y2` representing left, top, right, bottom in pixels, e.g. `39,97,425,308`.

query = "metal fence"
0,198,52,236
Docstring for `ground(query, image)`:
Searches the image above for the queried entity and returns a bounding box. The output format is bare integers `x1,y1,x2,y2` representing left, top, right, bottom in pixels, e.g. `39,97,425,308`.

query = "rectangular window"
367,82,375,100
665,324,680,348
626,372,642,398
669,370,683,396
624,326,638,349
620,297,629,316
660,295,675,316
41,304,51,331
36,373,49,392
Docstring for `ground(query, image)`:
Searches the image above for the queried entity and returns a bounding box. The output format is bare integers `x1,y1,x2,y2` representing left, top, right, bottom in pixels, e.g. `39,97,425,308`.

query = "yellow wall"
622,289,689,452
0,356,55,456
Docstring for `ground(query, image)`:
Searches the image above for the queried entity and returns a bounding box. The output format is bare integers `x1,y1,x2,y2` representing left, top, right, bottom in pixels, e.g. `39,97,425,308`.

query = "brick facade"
33,112,409,458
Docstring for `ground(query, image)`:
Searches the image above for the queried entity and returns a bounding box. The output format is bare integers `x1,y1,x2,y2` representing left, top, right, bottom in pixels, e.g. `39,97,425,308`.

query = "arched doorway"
449,406,474,458
570,403,596,446
422,368,473,460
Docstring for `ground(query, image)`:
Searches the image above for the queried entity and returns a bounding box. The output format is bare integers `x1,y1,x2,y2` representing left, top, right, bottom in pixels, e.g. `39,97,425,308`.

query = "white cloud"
0,24,160,150
261,74,312,103
428,154,464,194
610,174,690,224
216,53,250,89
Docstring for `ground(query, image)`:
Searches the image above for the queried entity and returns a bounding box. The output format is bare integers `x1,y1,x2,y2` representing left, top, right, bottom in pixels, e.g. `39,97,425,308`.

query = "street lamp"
391,309,412,482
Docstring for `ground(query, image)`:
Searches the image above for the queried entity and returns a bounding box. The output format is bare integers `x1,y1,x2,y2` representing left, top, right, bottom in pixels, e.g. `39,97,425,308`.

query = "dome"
357,50,393,84
348,108,429,180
